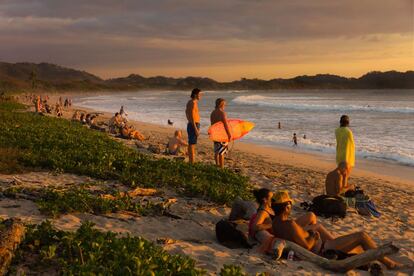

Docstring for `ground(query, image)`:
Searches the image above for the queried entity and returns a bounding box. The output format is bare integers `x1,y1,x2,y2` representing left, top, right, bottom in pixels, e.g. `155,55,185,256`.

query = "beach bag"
215,219,252,249
309,195,347,218
355,194,381,218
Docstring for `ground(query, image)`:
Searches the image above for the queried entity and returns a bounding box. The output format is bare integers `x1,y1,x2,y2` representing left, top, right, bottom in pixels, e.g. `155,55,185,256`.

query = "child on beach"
167,130,188,155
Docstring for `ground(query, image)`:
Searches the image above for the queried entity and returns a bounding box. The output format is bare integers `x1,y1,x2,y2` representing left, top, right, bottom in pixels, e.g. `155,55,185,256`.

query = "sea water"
75,89,414,167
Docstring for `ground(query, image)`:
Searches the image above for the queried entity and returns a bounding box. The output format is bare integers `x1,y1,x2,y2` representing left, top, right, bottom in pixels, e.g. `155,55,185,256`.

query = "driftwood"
284,240,399,272
0,218,26,276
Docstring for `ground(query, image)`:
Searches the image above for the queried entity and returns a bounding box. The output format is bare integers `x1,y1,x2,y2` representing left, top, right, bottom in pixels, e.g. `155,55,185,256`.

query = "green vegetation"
13,221,204,275
36,186,157,218
0,100,251,204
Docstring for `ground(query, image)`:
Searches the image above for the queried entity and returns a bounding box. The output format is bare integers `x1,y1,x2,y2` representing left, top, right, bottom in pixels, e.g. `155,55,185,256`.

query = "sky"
0,0,413,81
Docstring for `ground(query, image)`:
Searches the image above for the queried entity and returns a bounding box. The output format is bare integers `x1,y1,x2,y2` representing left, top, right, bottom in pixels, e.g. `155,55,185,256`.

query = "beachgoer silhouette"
293,133,298,146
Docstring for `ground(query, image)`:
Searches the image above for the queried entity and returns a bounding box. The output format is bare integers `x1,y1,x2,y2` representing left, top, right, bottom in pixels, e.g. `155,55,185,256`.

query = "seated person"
55,104,63,117
167,130,188,155
248,188,284,256
80,113,86,124
325,162,354,196
109,112,124,133
271,191,402,270
85,114,91,125
72,111,81,121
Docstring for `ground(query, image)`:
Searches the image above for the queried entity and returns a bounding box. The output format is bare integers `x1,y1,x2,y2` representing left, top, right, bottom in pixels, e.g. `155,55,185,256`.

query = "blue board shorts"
187,123,200,145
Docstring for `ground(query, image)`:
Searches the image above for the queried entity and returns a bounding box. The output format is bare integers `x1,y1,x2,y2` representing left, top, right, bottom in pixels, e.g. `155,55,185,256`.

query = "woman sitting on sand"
271,190,402,270
248,188,284,257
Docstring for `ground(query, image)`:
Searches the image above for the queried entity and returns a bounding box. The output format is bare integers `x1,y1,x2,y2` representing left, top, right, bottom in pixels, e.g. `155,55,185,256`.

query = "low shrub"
0,101,251,204
14,221,204,275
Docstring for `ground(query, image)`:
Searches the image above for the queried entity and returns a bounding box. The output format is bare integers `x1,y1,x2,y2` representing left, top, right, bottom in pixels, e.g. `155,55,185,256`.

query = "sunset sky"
0,0,413,81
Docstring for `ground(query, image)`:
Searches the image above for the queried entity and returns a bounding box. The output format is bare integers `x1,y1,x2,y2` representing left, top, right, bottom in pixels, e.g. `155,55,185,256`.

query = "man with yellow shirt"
335,115,355,176
185,88,202,164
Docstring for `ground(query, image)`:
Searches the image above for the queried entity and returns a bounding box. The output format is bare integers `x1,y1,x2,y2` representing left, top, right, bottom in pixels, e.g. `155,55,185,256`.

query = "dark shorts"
214,142,228,156
187,123,200,145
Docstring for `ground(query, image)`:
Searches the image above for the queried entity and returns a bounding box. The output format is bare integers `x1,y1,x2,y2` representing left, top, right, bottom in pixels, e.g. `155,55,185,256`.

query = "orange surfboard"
208,119,255,142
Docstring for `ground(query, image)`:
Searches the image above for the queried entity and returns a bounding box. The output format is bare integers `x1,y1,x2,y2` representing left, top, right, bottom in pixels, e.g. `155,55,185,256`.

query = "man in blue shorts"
185,88,202,164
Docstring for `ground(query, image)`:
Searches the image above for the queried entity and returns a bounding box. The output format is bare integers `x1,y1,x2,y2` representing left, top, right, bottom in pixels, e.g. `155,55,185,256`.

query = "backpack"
215,219,252,249
302,195,347,218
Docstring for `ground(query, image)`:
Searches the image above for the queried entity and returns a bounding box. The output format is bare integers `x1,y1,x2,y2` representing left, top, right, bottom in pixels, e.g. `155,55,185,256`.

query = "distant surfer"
292,133,298,146
278,122,281,129
335,115,355,179
185,88,202,164
303,134,307,139
167,119,174,126
210,98,231,168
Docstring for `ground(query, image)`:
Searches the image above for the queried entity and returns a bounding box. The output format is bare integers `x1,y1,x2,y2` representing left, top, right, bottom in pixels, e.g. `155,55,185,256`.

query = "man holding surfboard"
185,88,202,164
210,98,232,168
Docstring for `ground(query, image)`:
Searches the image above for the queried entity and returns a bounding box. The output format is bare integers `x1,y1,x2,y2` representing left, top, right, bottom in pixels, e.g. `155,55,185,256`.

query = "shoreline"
10,93,414,274
68,93,414,187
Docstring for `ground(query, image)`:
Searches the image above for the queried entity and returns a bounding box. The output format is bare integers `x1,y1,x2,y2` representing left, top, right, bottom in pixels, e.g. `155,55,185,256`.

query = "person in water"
293,133,298,146
336,115,355,177
210,98,231,168
271,191,402,270
325,162,354,196
167,130,188,155
185,88,202,164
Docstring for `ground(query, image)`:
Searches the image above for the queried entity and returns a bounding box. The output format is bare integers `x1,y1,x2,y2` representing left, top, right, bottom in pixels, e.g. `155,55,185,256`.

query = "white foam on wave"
232,95,414,114
245,131,414,166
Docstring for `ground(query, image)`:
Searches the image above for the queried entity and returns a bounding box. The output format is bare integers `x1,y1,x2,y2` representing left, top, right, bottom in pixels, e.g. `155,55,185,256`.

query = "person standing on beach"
335,115,355,177
293,133,298,146
210,98,231,168
120,105,128,122
185,88,202,164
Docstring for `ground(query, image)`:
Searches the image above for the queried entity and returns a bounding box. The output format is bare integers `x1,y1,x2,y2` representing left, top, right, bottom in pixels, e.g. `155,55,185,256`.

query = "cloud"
0,0,412,80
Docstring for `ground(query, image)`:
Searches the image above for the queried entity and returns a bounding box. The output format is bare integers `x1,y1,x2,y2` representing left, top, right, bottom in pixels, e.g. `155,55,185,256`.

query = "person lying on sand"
325,162,354,196
271,190,402,270
120,125,145,141
167,130,188,155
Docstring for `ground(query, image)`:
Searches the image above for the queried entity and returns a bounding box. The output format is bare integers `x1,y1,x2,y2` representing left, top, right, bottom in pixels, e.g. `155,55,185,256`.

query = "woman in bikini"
271,191,402,270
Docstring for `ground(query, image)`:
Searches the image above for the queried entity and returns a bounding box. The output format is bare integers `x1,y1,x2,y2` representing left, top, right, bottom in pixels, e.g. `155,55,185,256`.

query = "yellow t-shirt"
335,127,355,167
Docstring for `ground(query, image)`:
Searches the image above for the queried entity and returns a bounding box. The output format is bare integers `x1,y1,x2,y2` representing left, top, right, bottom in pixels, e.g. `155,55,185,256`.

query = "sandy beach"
2,93,413,275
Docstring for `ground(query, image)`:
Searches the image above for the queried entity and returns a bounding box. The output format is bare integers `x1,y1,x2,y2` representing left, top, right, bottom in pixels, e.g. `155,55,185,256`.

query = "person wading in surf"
210,98,232,168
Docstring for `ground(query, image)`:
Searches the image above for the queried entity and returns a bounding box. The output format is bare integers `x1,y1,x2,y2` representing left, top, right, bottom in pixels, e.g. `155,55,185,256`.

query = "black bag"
215,219,252,249
305,195,347,218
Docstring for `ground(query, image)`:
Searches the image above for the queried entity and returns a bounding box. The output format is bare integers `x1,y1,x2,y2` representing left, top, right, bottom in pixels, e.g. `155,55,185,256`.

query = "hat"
273,190,293,204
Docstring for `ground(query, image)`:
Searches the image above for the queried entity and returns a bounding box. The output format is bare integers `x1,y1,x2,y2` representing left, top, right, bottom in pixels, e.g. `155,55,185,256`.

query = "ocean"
75,89,414,167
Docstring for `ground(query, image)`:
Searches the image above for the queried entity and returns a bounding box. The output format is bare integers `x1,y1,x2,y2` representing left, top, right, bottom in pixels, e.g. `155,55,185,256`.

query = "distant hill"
1,62,413,91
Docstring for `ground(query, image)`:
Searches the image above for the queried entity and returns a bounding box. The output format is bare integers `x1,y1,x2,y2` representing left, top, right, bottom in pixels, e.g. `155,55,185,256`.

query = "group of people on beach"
183,88,231,168
26,94,72,118
244,188,401,269
107,106,145,141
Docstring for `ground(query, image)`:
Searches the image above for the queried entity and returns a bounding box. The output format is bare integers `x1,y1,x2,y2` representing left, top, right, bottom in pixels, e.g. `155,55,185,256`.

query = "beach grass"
0,99,251,204
12,221,204,275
